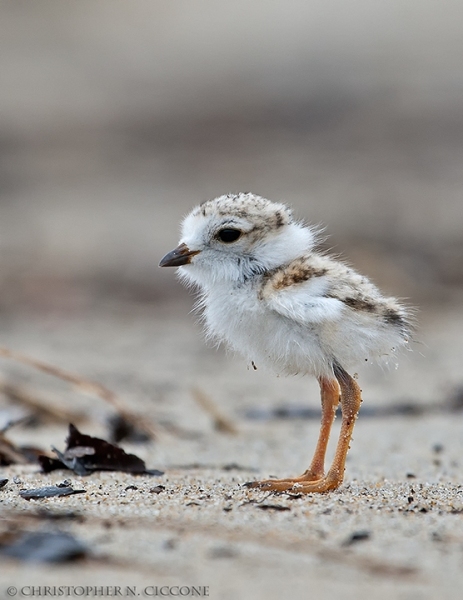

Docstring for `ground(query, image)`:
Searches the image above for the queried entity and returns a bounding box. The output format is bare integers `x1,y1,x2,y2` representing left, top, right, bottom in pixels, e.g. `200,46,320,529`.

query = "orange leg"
244,365,361,493
289,377,340,481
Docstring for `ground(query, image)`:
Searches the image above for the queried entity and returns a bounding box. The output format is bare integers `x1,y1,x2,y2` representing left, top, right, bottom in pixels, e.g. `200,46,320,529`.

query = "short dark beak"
159,243,200,267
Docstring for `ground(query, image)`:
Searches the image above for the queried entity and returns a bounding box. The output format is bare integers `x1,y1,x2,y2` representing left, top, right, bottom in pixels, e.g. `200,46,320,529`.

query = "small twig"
0,377,86,426
0,435,29,464
0,346,159,439
191,387,238,434
0,415,31,435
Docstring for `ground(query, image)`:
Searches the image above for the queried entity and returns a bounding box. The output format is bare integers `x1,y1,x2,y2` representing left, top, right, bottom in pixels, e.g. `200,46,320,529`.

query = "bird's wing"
262,275,345,325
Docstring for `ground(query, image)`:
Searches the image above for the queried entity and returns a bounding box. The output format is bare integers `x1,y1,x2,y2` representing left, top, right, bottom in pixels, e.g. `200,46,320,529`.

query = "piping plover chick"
160,193,413,493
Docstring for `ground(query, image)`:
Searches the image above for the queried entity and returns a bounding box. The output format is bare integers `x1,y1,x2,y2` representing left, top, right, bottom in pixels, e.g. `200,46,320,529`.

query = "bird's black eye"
217,228,242,243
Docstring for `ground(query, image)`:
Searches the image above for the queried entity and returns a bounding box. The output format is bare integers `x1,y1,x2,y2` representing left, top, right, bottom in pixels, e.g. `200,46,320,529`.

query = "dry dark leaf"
0,531,88,562
0,479,8,489
108,414,151,444
19,484,86,501
256,504,291,512
342,530,371,546
38,424,164,477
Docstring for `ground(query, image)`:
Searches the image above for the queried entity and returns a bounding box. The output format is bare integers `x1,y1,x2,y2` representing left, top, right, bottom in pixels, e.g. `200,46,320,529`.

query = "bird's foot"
243,471,341,494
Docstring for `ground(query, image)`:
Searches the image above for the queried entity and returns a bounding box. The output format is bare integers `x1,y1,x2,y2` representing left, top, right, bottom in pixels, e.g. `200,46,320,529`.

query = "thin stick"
0,346,159,439
191,386,238,434
0,436,29,464
0,377,86,426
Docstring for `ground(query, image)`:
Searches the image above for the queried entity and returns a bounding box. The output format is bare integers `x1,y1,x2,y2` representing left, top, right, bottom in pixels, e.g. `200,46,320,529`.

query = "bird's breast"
203,282,328,375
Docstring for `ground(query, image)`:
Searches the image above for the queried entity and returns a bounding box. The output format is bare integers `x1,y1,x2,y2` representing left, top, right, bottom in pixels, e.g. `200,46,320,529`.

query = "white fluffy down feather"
168,192,413,379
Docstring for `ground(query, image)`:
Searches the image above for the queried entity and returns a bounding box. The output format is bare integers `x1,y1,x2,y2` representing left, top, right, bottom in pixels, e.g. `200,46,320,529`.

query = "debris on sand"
39,424,164,477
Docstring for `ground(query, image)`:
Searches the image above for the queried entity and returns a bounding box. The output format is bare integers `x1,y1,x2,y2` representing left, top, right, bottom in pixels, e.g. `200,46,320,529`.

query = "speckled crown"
194,193,294,230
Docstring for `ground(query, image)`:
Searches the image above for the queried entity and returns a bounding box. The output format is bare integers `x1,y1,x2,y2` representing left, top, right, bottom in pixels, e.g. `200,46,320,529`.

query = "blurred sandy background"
1,0,463,310
1,2,463,599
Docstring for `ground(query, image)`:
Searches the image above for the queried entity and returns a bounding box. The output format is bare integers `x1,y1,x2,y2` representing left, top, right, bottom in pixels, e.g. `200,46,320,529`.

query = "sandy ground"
1,3,463,598
0,296,462,600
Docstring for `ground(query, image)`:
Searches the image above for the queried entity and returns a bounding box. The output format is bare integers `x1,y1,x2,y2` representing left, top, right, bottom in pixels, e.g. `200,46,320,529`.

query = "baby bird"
160,193,413,493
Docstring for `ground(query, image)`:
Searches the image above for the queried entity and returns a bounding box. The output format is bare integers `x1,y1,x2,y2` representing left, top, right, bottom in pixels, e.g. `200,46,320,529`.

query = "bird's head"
159,193,315,287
